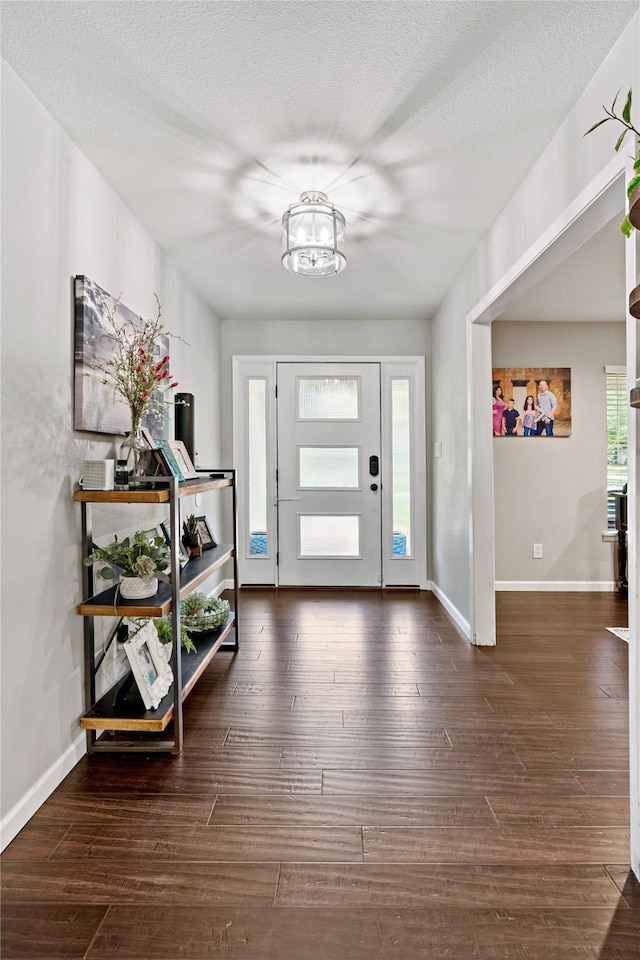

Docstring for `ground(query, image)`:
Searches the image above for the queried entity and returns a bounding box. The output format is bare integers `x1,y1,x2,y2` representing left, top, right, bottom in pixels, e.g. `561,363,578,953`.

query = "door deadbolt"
370,483,378,492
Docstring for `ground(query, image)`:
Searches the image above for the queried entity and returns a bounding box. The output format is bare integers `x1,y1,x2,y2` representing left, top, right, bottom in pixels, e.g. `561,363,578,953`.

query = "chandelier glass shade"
281,191,346,277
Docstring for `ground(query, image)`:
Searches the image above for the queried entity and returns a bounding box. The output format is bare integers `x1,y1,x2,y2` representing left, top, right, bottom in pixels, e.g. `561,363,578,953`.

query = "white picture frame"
123,620,173,710
168,440,199,480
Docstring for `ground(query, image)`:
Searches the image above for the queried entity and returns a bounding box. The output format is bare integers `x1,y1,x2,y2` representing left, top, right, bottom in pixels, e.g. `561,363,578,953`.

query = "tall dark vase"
175,393,195,462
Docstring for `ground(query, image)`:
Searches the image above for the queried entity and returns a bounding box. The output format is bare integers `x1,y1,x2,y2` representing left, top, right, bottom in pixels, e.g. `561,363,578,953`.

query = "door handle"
275,497,300,503
369,455,379,477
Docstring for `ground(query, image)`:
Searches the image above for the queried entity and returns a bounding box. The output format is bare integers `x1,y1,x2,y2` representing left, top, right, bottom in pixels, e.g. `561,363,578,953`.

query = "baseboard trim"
0,733,86,852
428,581,471,639
495,580,617,592
212,579,234,597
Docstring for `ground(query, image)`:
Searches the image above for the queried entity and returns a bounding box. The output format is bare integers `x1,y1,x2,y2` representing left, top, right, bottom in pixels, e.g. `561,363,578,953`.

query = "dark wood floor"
2,589,639,959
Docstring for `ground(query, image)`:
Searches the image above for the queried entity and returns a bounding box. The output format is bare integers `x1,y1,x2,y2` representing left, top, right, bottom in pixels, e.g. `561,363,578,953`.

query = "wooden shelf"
78,545,234,617
79,616,236,732
74,476,232,503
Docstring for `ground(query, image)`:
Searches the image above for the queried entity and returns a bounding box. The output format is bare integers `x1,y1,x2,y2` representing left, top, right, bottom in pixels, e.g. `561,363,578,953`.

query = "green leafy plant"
181,591,208,616
152,617,196,653
84,530,171,582
180,594,230,633
585,88,640,236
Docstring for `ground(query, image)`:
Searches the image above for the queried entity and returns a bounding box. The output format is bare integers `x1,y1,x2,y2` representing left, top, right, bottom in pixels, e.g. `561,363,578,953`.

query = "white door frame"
467,152,639,876
232,355,427,589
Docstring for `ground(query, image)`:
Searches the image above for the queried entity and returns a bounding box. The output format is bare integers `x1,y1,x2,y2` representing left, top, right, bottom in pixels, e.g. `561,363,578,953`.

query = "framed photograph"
155,439,184,480
196,515,217,550
168,440,199,480
74,276,169,438
160,521,190,567
492,367,571,438
123,620,172,710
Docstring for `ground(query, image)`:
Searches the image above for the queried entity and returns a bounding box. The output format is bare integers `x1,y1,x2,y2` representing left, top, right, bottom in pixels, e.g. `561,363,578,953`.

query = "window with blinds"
606,368,627,528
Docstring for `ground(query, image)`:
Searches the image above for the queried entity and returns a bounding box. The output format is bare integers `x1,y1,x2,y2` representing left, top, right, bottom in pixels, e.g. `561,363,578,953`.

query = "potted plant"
153,616,197,654
85,295,186,485
585,88,640,236
84,530,171,599
182,514,202,557
180,592,231,635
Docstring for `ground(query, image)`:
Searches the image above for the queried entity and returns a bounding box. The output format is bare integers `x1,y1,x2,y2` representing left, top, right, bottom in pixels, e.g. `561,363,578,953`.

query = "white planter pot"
119,576,158,600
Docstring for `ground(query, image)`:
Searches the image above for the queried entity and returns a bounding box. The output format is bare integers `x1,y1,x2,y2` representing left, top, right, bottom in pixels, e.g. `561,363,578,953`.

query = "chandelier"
281,191,346,277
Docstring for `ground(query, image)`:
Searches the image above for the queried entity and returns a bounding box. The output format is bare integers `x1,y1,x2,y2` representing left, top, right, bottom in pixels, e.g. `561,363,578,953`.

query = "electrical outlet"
533,543,543,559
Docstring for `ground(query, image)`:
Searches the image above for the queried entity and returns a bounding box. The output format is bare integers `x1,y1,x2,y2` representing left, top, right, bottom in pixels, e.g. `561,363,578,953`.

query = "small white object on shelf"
81,459,114,491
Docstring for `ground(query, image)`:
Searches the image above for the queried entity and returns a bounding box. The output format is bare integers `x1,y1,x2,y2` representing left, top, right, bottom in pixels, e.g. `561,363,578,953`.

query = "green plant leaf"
584,117,611,136
611,88,621,113
100,568,115,579
634,153,640,172
627,174,640,197
621,215,635,237
622,88,632,123
614,129,628,151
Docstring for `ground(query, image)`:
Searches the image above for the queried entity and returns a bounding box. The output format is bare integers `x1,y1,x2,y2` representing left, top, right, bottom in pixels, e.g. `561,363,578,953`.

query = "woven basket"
181,597,230,635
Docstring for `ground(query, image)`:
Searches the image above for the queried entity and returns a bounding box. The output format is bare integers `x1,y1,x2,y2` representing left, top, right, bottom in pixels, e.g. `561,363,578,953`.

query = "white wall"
221,316,429,450
431,17,639,624
0,61,223,846
492,321,626,586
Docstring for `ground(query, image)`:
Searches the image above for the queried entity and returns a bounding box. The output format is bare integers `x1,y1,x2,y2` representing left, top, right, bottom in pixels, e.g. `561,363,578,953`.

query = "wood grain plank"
470,907,640,959
208,795,496,827
52,824,363,862
31,793,216,825
362,825,630,863
86,906,477,959
1,822,70,859
1,861,279,905
276,863,623,908
322,769,586,795
0,904,108,959
571,770,630,796
488,795,630,827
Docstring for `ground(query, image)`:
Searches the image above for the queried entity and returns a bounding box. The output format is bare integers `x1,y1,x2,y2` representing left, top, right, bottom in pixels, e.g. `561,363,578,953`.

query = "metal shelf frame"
77,470,239,755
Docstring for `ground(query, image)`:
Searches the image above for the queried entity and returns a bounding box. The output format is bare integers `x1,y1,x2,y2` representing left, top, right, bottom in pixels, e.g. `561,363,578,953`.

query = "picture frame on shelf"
168,440,199,480
155,439,184,480
160,521,190,567
123,620,173,710
196,515,217,550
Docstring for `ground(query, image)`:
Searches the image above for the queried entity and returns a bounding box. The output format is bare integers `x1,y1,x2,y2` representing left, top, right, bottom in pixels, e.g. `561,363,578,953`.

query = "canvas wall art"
492,368,571,438
74,276,169,437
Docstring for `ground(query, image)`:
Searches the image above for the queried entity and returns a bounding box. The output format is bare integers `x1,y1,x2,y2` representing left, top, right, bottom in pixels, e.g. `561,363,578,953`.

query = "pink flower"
170,382,179,388
162,355,170,364
135,364,142,373
141,390,149,400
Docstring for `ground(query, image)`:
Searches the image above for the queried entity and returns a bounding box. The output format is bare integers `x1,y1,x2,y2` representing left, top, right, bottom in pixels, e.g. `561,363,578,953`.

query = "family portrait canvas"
74,275,169,437
492,368,571,438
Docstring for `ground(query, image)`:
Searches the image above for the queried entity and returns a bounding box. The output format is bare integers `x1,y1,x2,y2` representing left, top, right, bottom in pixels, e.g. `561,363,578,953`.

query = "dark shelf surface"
80,615,236,732
74,475,233,503
78,545,234,617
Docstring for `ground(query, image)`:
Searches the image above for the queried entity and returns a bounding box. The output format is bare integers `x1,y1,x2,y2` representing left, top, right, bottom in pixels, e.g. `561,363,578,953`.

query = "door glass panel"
298,377,359,420
248,378,267,555
391,379,411,557
299,447,359,488
299,515,360,557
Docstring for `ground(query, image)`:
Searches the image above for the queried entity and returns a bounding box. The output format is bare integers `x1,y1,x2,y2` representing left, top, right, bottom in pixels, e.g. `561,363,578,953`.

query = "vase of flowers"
84,531,172,599
86,295,184,486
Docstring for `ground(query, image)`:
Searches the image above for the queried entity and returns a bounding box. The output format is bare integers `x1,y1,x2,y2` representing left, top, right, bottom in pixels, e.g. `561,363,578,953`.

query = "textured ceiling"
500,214,627,323
1,1,637,323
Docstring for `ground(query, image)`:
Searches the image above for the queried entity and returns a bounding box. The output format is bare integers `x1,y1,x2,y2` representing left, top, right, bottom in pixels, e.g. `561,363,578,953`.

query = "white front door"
277,362,382,587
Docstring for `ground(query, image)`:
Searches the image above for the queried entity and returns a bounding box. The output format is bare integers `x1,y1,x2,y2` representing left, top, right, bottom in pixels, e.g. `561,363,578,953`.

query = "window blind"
606,369,627,528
